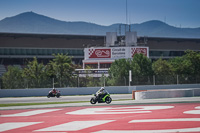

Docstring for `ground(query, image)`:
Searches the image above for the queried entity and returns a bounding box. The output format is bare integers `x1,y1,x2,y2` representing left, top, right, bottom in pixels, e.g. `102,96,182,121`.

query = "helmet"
53,88,56,91
100,87,104,91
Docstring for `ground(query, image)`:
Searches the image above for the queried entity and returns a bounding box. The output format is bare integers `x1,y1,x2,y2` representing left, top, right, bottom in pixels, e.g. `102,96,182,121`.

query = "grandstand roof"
0,32,200,51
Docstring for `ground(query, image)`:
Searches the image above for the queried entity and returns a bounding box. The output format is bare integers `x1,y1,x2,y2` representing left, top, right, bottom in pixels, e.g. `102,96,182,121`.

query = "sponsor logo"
131,48,147,57
89,49,111,58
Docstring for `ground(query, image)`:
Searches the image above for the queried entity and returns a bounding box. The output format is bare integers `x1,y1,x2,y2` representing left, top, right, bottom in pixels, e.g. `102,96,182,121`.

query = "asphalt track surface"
0,94,199,110
0,96,200,133
0,94,132,104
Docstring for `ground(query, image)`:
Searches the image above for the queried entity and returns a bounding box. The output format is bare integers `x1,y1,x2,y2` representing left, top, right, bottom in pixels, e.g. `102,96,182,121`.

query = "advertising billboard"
84,47,149,60
88,49,111,58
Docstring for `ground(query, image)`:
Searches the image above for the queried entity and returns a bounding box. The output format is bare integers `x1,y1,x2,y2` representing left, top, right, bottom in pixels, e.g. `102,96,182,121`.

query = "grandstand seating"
0,65,6,76
0,65,23,77
13,65,22,69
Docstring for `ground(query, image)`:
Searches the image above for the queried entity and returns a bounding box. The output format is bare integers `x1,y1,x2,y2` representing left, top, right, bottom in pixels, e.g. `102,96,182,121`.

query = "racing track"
1,102,200,133
0,94,132,104
1,95,200,132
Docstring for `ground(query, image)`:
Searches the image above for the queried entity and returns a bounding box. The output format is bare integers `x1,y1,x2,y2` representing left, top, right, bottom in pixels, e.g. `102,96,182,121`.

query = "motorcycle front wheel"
90,97,97,104
105,97,112,104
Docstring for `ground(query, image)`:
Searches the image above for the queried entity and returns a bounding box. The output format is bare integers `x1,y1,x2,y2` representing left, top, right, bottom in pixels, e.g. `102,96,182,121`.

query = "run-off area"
1,103,200,133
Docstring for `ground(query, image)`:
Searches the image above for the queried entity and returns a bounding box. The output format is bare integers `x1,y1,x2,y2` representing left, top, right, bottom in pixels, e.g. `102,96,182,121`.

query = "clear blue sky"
0,0,199,28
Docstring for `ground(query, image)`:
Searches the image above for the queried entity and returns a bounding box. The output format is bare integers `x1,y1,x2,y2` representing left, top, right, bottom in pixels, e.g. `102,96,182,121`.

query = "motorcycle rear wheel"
56,93,61,98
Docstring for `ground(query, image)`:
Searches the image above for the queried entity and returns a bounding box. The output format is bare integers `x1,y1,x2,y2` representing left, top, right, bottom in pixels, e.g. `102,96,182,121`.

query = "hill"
0,12,200,38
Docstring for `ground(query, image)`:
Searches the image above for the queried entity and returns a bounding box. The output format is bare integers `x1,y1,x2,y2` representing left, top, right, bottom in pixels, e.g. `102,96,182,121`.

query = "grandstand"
0,32,200,76
0,65,6,76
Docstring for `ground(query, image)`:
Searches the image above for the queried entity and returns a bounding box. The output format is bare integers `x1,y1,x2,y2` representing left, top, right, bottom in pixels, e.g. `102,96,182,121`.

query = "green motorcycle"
90,91,112,104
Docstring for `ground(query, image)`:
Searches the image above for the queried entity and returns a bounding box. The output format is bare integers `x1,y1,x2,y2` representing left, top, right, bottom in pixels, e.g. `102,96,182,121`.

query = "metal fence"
1,75,200,89
131,75,200,86
73,75,200,87
77,75,200,87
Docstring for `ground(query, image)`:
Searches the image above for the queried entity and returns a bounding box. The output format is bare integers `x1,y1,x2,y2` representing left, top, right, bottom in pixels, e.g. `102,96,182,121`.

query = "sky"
0,0,200,28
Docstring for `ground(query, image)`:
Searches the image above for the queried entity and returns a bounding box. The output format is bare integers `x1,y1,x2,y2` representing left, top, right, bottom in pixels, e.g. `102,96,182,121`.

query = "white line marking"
0,122,42,132
129,118,200,123
67,106,174,115
184,110,200,114
1,109,61,117
92,127,200,133
195,106,200,109
67,107,151,115
35,120,114,131
184,106,200,114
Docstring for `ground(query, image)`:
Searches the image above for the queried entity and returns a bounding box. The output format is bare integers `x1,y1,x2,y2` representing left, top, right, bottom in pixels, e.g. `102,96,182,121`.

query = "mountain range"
0,12,200,38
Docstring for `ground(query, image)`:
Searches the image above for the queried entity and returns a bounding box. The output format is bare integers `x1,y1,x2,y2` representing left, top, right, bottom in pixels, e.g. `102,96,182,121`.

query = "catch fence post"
177,75,179,85
153,75,155,85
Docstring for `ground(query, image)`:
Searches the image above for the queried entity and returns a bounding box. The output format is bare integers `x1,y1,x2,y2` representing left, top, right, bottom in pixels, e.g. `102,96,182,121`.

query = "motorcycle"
90,91,112,104
47,90,61,98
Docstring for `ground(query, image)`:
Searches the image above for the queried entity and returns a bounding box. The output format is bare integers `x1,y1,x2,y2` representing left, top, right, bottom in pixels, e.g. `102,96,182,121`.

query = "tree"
152,58,173,75
107,54,153,86
131,54,153,76
130,54,153,85
2,66,24,89
22,57,47,88
170,50,200,84
152,58,175,84
108,58,131,86
183,50,200,75
47,53,75,87
169,57,193,75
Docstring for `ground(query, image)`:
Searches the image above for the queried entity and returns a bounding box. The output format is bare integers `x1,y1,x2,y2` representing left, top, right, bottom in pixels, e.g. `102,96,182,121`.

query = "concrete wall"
135,89,196,100
194,88,200,96
135,84,200,91
0,84,199,98
0,86,129,97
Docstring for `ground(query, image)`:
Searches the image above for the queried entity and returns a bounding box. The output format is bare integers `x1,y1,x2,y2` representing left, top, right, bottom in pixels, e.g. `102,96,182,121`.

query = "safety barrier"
0,84,200,98
134,88,200,100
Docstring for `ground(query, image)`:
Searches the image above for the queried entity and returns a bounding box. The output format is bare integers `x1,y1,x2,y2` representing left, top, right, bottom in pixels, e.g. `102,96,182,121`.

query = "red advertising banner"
131,47,148,57
88,49,111,58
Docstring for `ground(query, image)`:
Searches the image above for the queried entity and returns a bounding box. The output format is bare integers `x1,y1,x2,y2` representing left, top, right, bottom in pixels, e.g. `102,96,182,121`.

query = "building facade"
0,32,200,76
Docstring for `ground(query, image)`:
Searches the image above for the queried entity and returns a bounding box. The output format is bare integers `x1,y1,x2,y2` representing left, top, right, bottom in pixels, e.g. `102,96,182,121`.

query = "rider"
51,88,57,95
96,87,106,101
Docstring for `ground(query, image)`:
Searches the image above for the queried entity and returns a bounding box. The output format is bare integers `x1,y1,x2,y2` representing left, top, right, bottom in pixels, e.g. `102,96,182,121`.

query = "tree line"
107,50,200,86
1,54,75,89
1,50,200,89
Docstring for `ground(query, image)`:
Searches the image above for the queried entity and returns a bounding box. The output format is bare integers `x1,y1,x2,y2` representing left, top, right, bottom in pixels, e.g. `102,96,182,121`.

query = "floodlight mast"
126,0,128,26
